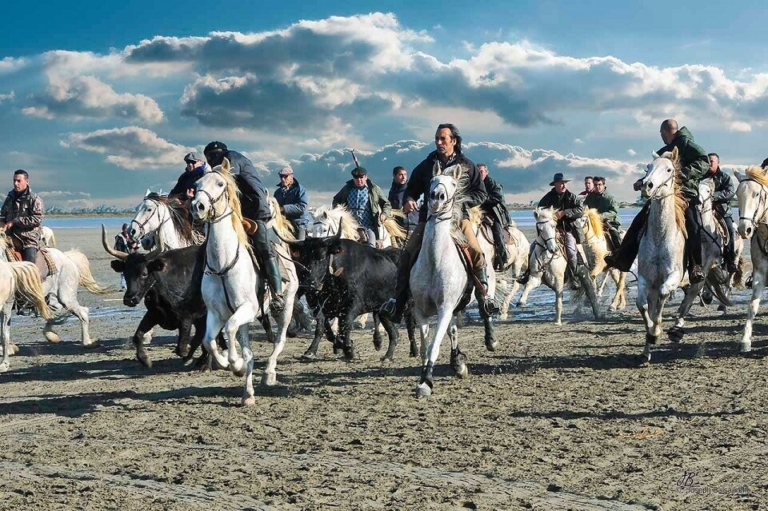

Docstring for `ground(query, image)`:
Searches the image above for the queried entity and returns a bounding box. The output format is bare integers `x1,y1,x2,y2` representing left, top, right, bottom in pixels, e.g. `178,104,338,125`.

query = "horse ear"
145,189,151,198
733,169,746,182
533,209,540,219
651,151,660,159
222,157,231,173
432,160,441,177
671,146,679,162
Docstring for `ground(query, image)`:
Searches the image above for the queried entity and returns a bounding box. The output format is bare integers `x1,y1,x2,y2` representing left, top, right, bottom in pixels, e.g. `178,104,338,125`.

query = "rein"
131,200,170,239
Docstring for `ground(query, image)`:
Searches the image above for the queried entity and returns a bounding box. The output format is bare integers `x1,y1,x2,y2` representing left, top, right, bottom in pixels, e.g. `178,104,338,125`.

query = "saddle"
5,241,56,280
712,212,730,248
479,218,511,246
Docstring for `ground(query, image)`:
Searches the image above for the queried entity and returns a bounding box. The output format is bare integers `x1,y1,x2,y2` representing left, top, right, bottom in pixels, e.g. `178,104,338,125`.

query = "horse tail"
734,256,746,289
64,250,112,295
383,218,406,242
8,261,51,320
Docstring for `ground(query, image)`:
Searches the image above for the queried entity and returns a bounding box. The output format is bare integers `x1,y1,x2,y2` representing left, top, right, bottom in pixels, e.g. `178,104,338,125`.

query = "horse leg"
379,314,399,362
517,274,541,307
260,314,275,344
741,266,766,353
415,308,453,398
500,280,519,320
554,284,564,326
448,318,468,379
670,280,702,344
201,311,228,369
176,319,192,358
263,285,294,386
234,324,256,406
0,299,11,372
224,305,257,376
355,313,368,330
479,306,497,351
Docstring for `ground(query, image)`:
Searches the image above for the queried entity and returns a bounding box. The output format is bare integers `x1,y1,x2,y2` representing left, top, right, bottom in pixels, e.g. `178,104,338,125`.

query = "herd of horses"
0,151,766,402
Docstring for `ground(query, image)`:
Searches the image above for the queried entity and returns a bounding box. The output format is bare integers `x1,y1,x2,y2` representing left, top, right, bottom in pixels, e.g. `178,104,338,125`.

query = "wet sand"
0,227,764,510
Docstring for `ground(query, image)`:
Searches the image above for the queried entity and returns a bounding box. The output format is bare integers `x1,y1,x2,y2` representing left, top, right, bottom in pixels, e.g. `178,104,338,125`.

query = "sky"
1,1,768,209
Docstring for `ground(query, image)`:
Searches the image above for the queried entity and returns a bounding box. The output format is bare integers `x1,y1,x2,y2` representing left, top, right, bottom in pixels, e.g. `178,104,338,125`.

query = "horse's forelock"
745,166,768,188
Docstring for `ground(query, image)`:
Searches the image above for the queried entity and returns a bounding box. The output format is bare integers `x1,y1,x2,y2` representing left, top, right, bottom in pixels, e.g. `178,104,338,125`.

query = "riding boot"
265,258,285,312
684,205,705,283
516,268,530,285
567,261,581,290
604,202,649,271
723,216,738,273
608,227,623,252
473,267,499,315
381,222,425,324
491,222,508,271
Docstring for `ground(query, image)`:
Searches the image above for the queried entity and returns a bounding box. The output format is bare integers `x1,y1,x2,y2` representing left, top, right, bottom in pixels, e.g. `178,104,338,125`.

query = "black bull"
285,235,417,361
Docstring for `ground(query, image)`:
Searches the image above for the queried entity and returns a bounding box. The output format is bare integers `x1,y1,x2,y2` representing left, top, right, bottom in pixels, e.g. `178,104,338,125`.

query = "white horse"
574,208,627,312
130,191,200,251
0,261,52,372
0,232,110,346
496,220,530,320
40,226,57,248
516,207,568,324
311,205,406,249
697,179,744,313
734,166,768,352
413,163,498,398
191,159,297,406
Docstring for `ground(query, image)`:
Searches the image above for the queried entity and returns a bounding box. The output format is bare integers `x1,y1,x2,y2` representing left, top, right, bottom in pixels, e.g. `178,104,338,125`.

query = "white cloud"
0,91,14,103
627,149,636,156
574,138,584,144
64,127,194,169
37,190,91,198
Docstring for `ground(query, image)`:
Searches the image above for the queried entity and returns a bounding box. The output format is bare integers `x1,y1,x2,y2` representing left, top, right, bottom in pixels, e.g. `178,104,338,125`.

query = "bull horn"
272,227,299,246
334,219,343,241
101,224,129,260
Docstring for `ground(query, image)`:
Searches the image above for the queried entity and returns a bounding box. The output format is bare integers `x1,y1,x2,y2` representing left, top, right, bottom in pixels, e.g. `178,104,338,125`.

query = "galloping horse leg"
224,304,257,376
237,324,256,406
415,306,454,398
0,299,12,372
405,308,418,358
741,263,767,353
479,304,497,351
670,281,703,343
448,318,468,378
516,273,542,308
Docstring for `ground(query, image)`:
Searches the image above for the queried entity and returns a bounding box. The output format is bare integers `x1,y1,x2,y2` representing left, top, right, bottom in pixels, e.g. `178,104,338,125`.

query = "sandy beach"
0,226,764,510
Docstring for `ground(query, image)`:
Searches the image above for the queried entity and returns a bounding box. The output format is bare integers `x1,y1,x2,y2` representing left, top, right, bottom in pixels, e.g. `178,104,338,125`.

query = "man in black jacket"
203,141,285,312
381,123,498,322
707,153,737,273
478,163,511,271
169,152,209,201
388,166,419,232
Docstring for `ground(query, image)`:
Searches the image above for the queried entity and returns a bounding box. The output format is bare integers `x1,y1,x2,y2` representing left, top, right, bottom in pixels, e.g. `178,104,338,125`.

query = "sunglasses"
279,174,291,179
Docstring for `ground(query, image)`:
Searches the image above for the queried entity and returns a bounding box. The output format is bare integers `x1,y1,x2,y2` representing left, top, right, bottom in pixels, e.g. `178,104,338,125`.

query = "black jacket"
405,151,487,222
225,150,270,221
388,181,419,226
482,175,511,227
169,164,208,200
538,188,583,240
710,169,735,218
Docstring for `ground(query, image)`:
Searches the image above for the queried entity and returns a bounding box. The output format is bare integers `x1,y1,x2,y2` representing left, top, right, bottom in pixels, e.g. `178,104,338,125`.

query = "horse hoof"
242,396,256,407
739,342,752,353
380,354,394,363
262,372,277,386
344,349,355,361
44,332,60,343
608,305,616,313
137,355,152,369
645,333,658,345
373,339,382,351
300,352,318,362
485,339,497,352
83,341,100,349
454,364,468,379
717,304,727,313
414,383,432,398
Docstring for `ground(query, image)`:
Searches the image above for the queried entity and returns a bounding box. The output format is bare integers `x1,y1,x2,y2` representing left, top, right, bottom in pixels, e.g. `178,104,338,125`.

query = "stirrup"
482,298,500,316
269,293,285,313
379,298,403,323
690,265,705,284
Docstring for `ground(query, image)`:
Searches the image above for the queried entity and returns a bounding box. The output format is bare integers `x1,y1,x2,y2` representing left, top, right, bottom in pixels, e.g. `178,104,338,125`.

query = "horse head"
428,163,465,218
642,147,679,199
191,158,232,222
130,195,167,241
735,166,768,239
698,179,714,211
533,207,558,253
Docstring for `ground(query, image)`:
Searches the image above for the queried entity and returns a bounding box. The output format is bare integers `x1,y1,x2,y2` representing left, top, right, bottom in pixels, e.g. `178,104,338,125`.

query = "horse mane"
144,193,196,245
508,219,517,229
745,165,768,187
315,205,361,240
382,217,406,243
268,196,296,241
584,207,604,238
659,150,688,238
212,164,251,250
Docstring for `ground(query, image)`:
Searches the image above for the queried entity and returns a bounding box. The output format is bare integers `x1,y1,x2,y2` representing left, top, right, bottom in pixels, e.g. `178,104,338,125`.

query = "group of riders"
0,118,745,320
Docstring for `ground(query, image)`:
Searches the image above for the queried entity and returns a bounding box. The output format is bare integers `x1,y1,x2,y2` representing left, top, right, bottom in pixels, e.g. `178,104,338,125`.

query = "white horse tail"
64,250,112,295
8,261,51,320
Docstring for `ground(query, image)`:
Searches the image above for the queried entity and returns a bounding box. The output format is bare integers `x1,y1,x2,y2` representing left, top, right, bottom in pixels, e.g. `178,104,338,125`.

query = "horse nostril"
196,203,204,211
647,183,654,189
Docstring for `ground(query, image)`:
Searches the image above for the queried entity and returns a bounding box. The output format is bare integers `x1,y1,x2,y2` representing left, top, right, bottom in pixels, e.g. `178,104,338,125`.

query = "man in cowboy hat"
519,173,592,291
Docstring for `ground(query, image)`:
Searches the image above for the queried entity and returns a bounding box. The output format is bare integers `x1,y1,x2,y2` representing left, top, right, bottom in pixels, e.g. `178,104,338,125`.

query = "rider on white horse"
605,119,710,282
381,123,498,322
706,153,738,273
203,141,286,312
169,152,209,201
0,169,44,266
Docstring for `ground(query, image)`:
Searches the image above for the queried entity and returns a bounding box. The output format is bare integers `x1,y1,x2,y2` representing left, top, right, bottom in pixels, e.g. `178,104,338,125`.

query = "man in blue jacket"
204,141,286,312
274,166,310,240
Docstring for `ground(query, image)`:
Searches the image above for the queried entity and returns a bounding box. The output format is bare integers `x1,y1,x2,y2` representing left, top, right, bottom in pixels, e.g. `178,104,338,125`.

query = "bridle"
131,199,170,240
427,182,456,223
646,167,677,201
532,218,561,268
738,179,768,227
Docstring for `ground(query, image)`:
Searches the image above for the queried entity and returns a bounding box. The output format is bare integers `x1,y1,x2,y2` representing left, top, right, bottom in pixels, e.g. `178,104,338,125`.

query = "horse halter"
196,175,232,225
646,168,676,201
131,199,170,239
739,179,768,227
427,182,455,222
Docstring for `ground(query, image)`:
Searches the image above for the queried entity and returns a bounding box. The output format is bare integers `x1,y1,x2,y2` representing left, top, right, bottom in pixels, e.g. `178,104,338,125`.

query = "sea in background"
46,208,644,231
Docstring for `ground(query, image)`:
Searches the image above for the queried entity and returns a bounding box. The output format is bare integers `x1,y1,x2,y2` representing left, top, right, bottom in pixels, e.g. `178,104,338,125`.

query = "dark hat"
351,166,368,177
183,151,203,163
549,173,570,186
204,141,227,154
761,157,768,169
